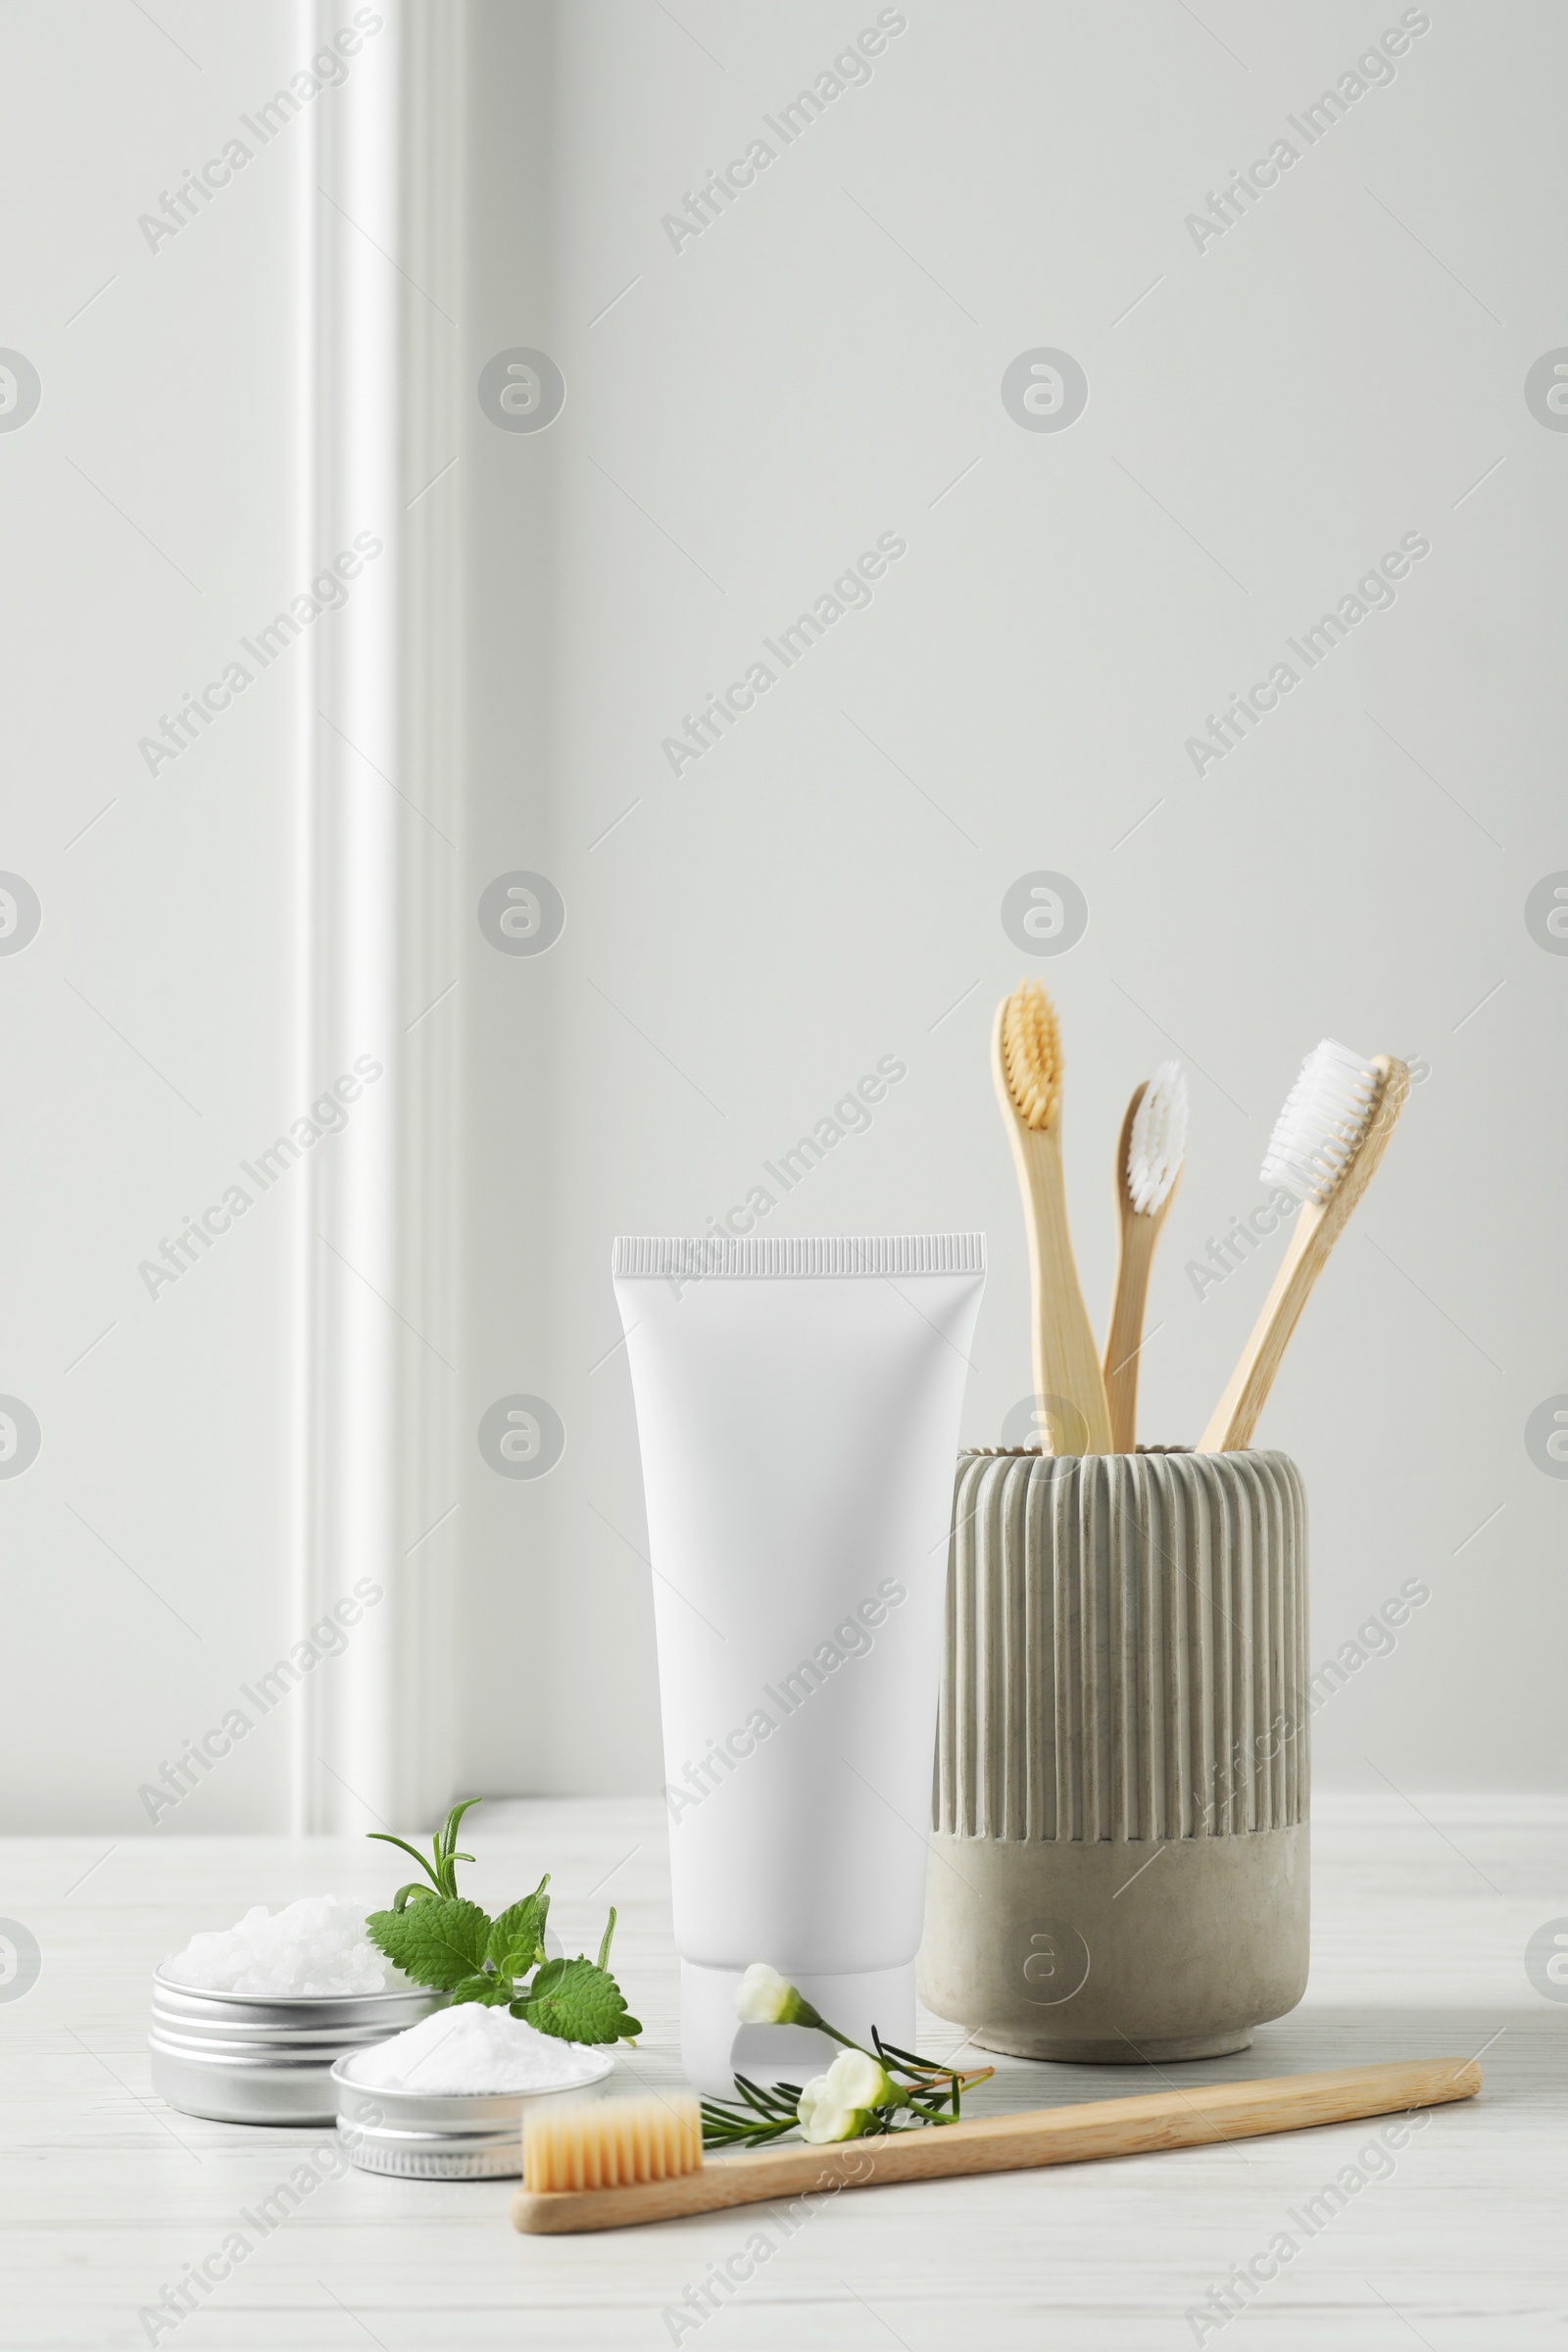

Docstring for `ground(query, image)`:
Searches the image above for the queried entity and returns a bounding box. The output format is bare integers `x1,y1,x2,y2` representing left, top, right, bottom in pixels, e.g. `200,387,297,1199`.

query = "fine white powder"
163,1895,408,1997
345,2001,602,2094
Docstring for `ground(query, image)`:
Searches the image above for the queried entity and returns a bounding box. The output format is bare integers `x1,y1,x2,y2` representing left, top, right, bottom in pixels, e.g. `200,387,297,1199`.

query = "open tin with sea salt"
332,2047,614,2179
150,1972,443,2126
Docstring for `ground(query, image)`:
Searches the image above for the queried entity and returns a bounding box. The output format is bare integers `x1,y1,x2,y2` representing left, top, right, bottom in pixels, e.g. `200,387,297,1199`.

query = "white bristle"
1127,1061,1188,1214
1259,1038,1379,1204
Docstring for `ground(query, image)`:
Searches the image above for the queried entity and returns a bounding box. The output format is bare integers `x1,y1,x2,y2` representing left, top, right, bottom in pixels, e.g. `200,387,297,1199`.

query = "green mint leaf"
516,1955,640,2045
368,1896,492,1990
487,1879,550,1983
449,1971,511,2006
448,1973,489,2005
365,1907,420,1973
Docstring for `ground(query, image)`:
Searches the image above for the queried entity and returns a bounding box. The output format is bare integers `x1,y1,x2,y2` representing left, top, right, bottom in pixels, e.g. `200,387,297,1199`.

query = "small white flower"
801,2096,867,2145
797,2072,831,2133
822,2047,895,2111
734,1962,798,2025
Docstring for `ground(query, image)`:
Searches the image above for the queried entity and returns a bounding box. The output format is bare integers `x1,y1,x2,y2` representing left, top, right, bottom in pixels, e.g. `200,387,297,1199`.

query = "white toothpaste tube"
612,1233,986,2092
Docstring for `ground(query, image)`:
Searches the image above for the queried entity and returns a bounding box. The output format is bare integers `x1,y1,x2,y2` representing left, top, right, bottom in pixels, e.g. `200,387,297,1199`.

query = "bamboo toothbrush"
511,2056,1480,2233
1200,1039,1410,1452
1103,1061,1189,1451
993,979,1112,1455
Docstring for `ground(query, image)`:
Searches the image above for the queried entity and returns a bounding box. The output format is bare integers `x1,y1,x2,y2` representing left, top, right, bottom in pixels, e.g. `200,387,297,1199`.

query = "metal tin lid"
149,1970,444,2127
332,2051,614,2180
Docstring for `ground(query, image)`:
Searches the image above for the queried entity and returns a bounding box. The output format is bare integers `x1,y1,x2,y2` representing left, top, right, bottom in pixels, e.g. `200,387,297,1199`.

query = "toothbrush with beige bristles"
1102,1062,1188,1451
1200,1038,1410,1451
993,979,1111,1455
511,2056,1481,2232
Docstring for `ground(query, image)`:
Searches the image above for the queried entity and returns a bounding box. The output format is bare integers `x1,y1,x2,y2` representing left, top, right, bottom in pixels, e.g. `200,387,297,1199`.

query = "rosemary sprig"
699,2072,807,2150
700,1976,994,2149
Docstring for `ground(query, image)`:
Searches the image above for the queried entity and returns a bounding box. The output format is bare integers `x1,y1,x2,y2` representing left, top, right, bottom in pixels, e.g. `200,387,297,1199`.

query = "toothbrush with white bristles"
1103,1062,1188,1451
1200,1039,1410,1452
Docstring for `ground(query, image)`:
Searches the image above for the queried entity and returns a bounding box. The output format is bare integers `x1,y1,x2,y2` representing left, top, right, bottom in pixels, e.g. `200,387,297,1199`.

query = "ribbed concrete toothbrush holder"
918,1447,1309,2063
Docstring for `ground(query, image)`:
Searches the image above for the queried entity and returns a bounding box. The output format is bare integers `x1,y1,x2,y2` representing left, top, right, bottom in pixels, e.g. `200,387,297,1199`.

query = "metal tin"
149,1970,443,2126
332,2050,614,2179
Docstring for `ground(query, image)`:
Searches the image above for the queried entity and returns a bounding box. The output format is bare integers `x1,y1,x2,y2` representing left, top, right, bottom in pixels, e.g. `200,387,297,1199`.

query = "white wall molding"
296,0,466,1834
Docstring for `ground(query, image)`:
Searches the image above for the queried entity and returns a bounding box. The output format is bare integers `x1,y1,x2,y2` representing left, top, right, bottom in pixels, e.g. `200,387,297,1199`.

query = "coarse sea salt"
162,1895,409,1997
345,2001,602,2094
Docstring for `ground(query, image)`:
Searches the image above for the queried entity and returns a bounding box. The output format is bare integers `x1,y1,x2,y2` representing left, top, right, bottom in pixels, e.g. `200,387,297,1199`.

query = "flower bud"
800,2092,869,2144
734,1962,798,2024
733,1961,821,2027
822,2047,896,2111
796,2073,831,2133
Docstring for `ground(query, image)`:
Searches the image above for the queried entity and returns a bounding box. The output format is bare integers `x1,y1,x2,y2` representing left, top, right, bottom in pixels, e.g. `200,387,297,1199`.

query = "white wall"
6,1,1563,1830
0,3,317,1829
454,0,1567,1806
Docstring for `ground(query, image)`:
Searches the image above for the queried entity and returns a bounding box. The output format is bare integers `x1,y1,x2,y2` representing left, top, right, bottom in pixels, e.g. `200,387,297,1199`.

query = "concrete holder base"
918,1447,1310,2064
920,1821,1308,2062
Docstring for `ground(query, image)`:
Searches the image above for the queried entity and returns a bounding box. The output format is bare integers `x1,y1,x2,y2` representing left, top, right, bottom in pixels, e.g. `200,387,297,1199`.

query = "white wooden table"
4,1798,1565,2349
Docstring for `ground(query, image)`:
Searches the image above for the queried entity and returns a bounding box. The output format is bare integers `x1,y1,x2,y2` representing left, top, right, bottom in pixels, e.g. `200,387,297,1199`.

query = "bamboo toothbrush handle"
1199,1198,1329,1452
1200,1056,1410,1452
1103,1211,1159,1452
1016,1126,1113,1453
1103,1082,1181,1453
511,2056,1480,2233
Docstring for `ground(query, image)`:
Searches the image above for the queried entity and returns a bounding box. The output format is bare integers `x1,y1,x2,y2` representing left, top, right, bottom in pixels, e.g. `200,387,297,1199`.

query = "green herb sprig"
700,1968,994,2149
365,1799,642,2046
701,2032,991,2149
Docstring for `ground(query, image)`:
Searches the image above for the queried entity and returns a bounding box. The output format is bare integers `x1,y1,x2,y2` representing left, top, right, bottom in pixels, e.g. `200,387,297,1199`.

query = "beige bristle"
523,2094,704,2193
1001,978,1062,1131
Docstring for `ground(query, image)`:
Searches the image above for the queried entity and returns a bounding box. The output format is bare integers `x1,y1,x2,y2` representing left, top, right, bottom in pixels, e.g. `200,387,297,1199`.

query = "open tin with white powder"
151,1893,442,2126
332,2048,614,2179
150,1973,443,2125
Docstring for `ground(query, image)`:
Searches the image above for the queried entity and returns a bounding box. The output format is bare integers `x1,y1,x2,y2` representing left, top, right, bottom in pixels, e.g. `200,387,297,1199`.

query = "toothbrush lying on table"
1103,1061,1188,1451
512,2055,1480,2231
1200,1038,1410,1452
